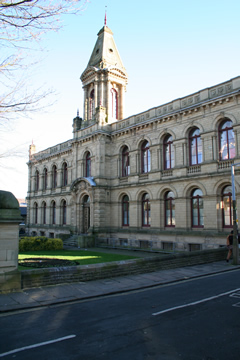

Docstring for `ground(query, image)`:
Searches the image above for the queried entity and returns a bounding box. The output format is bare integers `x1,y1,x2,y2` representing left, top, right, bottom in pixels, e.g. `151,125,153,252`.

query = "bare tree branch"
0,0,89,123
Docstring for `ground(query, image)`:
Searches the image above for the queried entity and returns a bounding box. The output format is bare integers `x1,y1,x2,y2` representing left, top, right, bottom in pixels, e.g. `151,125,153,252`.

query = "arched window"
111,88,118,119
51,201,56,225
142,193,151,226
189,128,202,165
34,203,38,224
122,195,129,226
122,146,130,177
165,191,175,227
141,141,151,173
61,200,67,225
222,185,232,228
43,168,47,190
85,152,91,177
219,119,235,160
42,202,46,225
52,165,57,189
35,170,39,191
191,189,204,227
164,135,174,170
89,89,95,120
62,162,68,187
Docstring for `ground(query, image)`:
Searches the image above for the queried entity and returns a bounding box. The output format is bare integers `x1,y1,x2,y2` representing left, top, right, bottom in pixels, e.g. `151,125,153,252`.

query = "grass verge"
18,249,138,270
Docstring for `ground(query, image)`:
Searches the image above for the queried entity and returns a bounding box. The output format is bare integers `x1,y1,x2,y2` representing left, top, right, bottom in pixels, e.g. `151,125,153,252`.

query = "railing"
162,170,173,177
188,165,201,174
218,159,234,169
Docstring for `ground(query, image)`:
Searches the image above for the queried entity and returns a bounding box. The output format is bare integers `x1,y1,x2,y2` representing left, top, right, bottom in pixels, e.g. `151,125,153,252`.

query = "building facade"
26,22,240,251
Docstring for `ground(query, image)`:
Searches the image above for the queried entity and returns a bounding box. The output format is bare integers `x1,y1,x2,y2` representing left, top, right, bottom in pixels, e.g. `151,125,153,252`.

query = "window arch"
219,119,235,160
191,189,204,227
85,151,91,177
43,168,48,190
35,170,39,191
189,128,202,165
222,185,232,228
34,202,38,224
52,165,57,189
164,134,174,170
89,89,95,120
122,195,129,226
62,162,68,187
122,146,130,177
165,191,175,227
51,201,56,225
61,200,67,225
111,88,118,119
142,193,151,226
42,201,46,225
141,141,151,173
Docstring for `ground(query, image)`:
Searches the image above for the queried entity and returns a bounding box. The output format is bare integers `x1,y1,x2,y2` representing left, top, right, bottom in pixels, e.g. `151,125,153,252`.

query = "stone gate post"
0,190,22,293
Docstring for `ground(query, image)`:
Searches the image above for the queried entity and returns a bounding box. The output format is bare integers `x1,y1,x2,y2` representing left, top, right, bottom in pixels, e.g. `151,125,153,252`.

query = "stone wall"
20,248,227,290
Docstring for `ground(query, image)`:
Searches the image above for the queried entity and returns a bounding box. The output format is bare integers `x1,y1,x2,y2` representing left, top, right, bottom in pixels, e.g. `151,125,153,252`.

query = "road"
1,270,240,360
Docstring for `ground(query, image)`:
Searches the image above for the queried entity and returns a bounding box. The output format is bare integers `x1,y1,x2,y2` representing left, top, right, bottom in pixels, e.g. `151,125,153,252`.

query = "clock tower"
80,19,128,125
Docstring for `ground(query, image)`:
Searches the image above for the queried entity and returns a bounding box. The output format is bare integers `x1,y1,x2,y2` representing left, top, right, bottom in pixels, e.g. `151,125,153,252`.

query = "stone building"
26,21,240,251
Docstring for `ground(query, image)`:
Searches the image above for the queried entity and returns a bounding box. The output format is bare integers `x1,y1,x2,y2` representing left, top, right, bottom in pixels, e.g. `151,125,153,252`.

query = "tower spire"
104,6,107,26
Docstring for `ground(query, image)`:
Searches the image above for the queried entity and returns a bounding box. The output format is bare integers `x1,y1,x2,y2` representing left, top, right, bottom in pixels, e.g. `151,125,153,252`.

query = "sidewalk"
1,260,239,314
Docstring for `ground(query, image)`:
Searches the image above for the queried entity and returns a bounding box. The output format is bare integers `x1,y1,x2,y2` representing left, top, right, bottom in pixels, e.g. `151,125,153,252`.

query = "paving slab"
0,260,240,314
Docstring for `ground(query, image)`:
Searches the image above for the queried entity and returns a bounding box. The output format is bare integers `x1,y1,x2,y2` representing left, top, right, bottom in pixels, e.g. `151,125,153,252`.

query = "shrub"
19,236,63,251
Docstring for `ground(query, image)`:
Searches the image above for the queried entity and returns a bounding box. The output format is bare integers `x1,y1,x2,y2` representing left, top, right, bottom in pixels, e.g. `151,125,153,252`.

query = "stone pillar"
83,87,88,121
94,81,98,114
106,80,110,120
120,85,125,120
0,191,22,293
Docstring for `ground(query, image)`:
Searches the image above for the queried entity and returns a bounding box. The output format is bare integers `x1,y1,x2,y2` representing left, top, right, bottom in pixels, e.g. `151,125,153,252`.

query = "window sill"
139,173,149,180
120,177,128,183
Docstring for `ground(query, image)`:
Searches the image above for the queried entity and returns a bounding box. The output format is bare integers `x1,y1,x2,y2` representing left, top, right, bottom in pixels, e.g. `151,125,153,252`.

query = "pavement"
1,253,240,314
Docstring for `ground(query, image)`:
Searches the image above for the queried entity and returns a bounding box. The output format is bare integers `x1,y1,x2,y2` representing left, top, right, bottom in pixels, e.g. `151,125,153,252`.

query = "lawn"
18,249,138,270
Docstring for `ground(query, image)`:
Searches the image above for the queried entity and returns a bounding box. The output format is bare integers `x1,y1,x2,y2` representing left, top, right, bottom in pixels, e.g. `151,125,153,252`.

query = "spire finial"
77,108,79,117
104,6,107,26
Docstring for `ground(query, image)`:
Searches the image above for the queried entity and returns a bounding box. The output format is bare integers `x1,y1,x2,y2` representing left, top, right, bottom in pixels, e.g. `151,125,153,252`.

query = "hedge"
19,236,63,252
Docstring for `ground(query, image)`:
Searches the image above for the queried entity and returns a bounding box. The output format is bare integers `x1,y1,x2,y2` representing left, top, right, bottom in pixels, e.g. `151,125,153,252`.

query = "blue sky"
1,0,240,199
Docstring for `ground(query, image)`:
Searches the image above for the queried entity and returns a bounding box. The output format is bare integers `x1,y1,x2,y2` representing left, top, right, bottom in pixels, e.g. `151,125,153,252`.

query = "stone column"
0,191,22,293
94,81,98,115
83,87,88,121
107,80,110,120
120,85,125,120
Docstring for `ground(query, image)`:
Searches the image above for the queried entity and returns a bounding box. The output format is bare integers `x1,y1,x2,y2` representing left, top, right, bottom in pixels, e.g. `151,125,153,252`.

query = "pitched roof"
86,26,126,72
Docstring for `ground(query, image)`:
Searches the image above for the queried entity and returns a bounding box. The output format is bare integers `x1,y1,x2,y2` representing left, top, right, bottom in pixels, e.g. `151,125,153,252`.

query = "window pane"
192,189,204,227
199,198,204,226
122,148,129,176
228,129,236,159
220,131,228,159
191,138,197,165
142,194,150,225
122,195,129,226
223,196,231,226
123,203,128,225
219,120,235,160
197,138,202,163
190,128,202,165
165,194,175,226
192,199,199,226
86,156,91,177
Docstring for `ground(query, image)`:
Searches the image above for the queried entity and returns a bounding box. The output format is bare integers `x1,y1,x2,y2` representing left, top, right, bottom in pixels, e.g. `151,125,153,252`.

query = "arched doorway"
82,195,90,233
